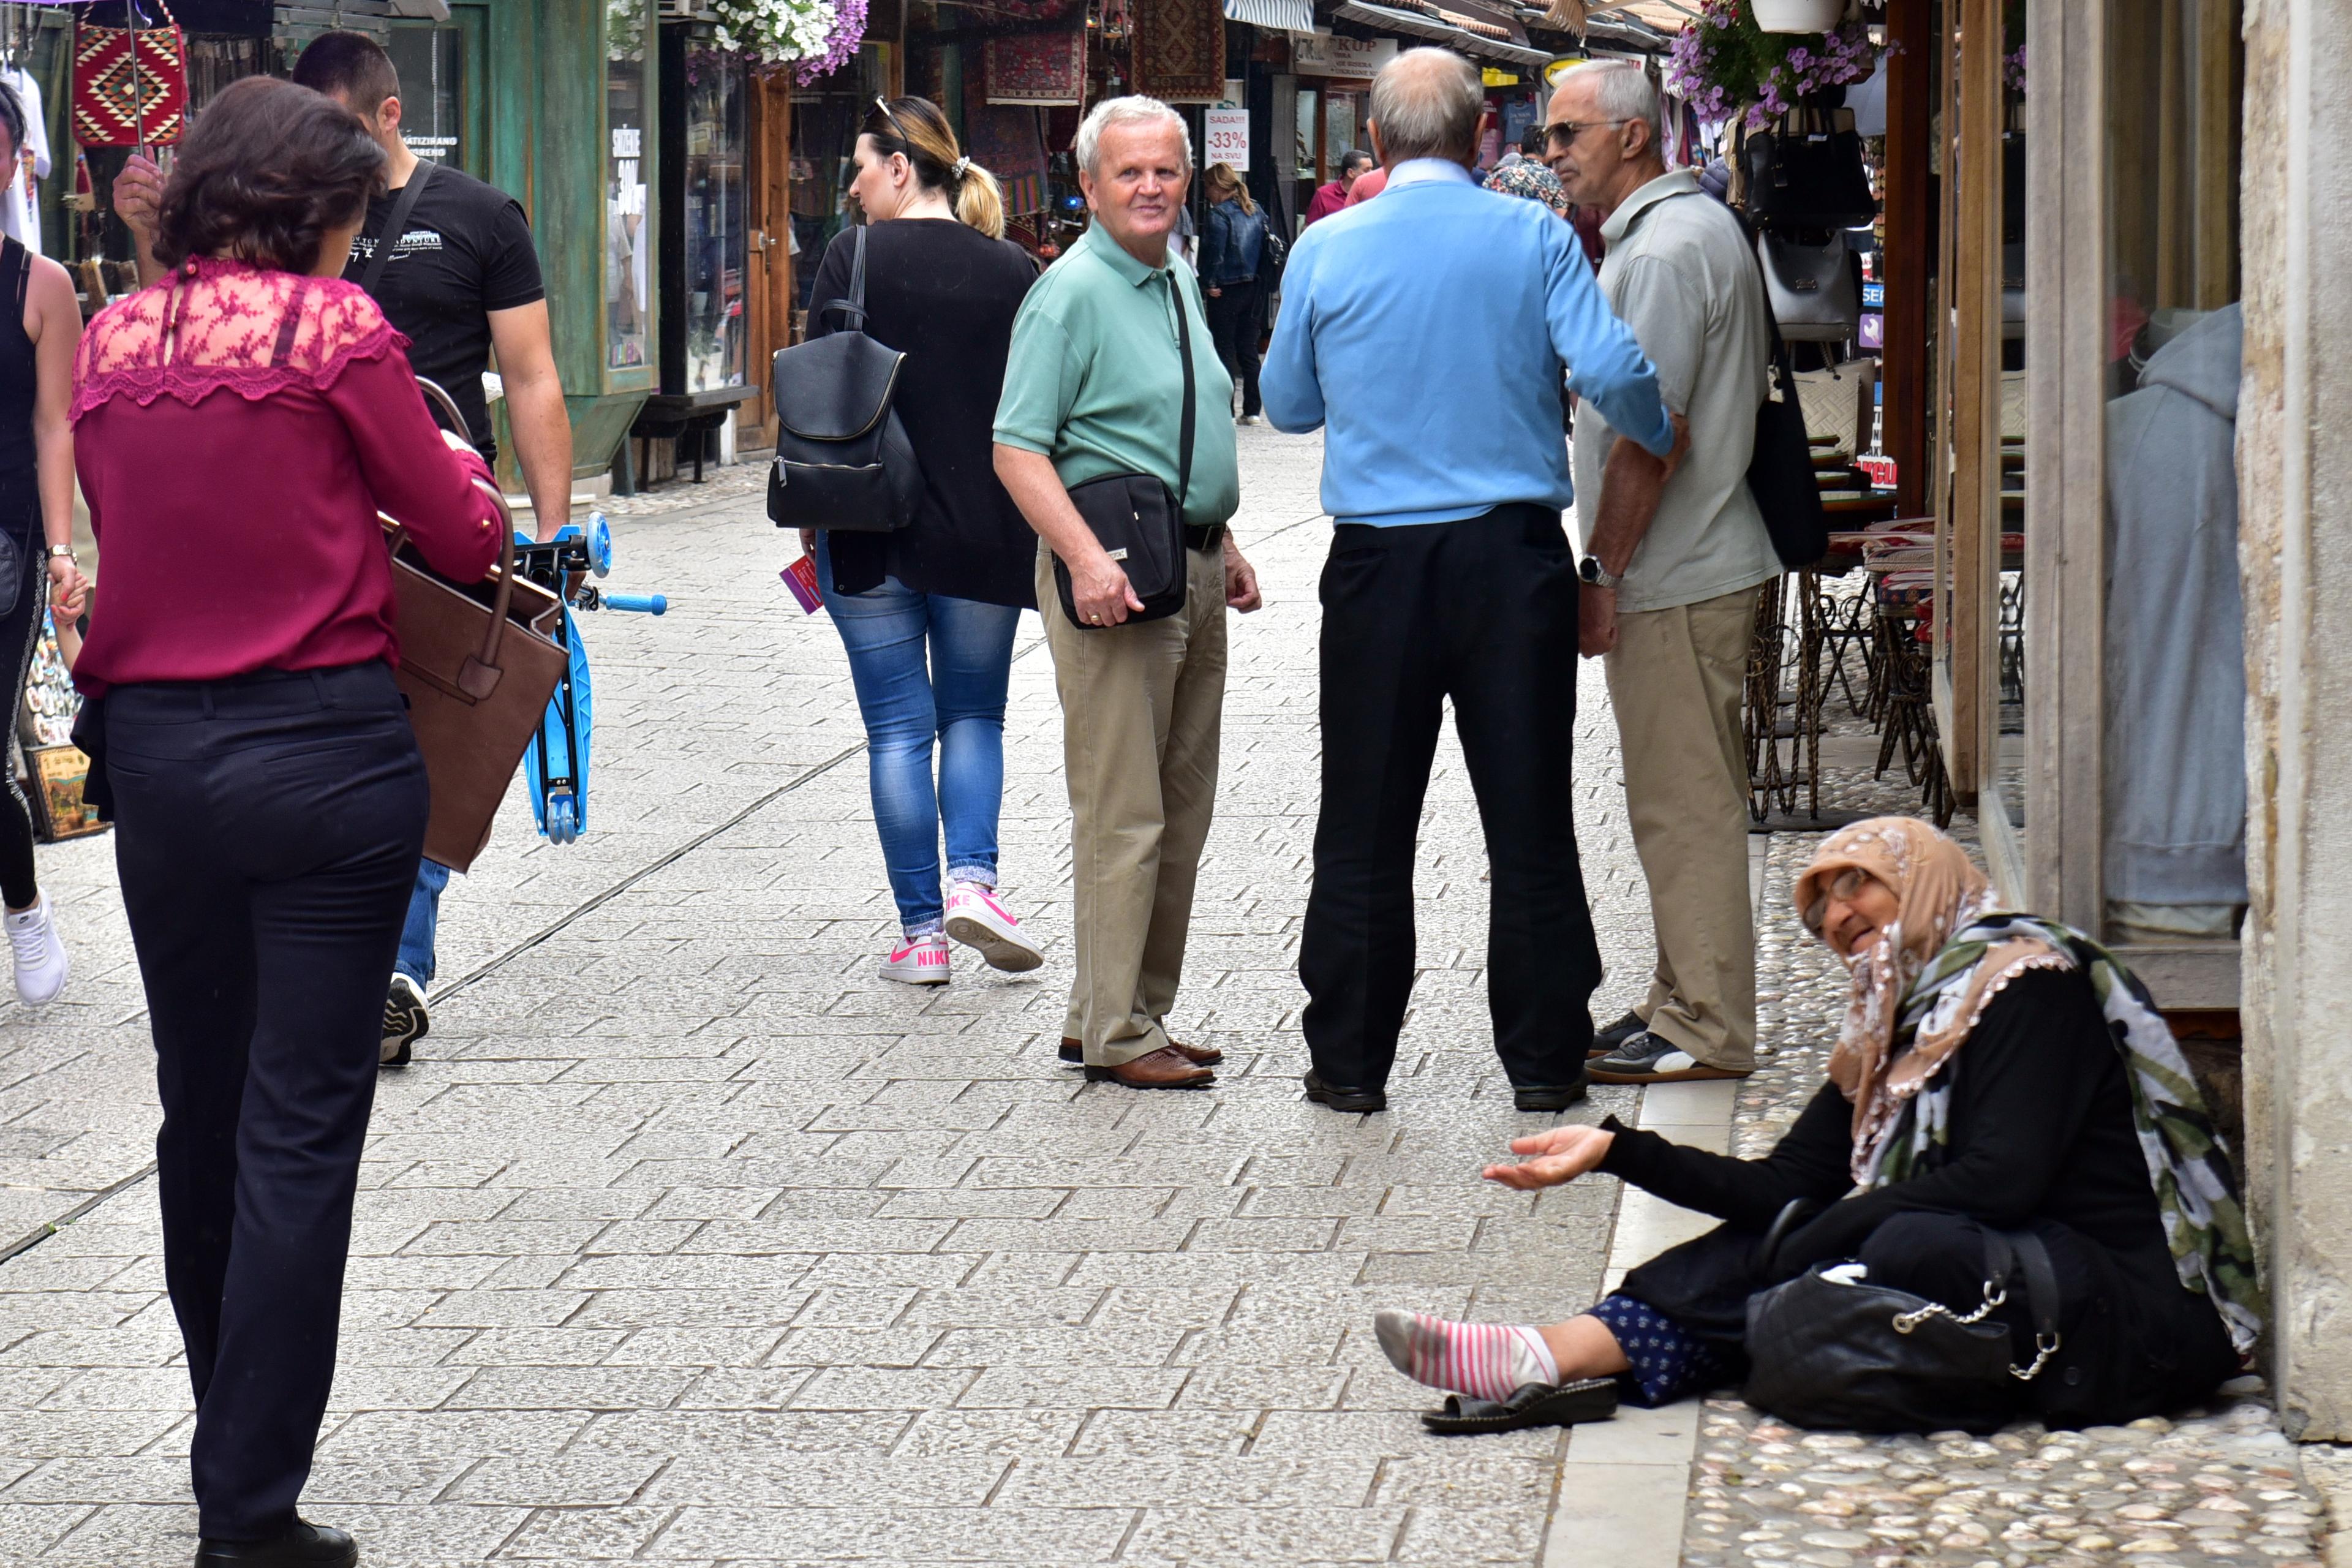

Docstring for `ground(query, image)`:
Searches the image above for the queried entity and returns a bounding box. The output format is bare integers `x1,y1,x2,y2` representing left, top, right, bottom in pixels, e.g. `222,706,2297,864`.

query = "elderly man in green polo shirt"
993,94,1261,1091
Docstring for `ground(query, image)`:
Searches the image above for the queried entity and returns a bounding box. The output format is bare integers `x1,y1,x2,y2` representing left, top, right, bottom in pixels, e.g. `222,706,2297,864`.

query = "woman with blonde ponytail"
797,95,1046,987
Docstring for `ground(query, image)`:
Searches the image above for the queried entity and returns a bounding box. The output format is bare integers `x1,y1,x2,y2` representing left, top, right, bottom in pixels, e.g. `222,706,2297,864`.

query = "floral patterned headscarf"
1482,157,1575,221
1792,817,2059,1179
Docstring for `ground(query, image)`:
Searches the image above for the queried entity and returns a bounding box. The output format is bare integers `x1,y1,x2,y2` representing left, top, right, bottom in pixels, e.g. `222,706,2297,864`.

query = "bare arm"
1587,413,1691,576
992,443,1144,626
488,300,573,542
113,154,167,290
26,256,88,617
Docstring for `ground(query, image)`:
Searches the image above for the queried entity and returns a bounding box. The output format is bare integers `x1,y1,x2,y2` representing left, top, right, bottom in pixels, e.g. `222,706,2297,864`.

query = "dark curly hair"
153,75,387,274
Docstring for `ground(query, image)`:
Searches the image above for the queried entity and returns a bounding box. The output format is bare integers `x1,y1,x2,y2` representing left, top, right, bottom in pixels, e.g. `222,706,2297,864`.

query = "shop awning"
1224,0,1317,31
1334,0,1555,66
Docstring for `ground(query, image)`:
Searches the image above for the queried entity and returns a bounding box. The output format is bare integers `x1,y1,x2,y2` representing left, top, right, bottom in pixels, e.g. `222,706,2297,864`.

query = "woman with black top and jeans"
799,96,1042,988
1366,819,2259,1431
0,78,89,1009
1199,162,1267,425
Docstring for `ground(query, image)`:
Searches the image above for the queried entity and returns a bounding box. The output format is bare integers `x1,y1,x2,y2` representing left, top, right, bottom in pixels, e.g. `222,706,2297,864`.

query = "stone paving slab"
0,429,1671,1565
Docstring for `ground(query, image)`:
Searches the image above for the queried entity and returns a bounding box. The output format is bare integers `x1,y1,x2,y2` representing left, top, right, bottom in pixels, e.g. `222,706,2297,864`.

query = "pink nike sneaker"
880,932,951,984
944,881,1044,973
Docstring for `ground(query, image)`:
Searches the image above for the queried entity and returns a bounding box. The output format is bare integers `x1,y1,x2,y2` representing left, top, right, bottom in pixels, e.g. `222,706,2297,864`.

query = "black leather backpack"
766,225,922,533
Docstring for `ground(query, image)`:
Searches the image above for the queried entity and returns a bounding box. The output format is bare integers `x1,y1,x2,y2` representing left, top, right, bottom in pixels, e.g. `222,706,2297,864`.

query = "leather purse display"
1743,1220,2063,1435
1053,271,1197,630
71,2,188,148
766,225,922,534
1741,121,1876,231
388,379,567,872
1754,228,1862,344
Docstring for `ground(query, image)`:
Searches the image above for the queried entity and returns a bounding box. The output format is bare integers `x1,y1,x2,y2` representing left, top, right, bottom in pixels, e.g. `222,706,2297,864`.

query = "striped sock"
1373,1309,1560,1400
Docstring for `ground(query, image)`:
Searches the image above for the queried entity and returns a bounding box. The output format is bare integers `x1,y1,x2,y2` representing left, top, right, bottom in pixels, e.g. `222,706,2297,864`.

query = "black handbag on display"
1743,1219,2064,1435
1257,223,1287,290
1740,213,1833,570
1052,272,1198,630
766,225,922,533
1741,119,1877,232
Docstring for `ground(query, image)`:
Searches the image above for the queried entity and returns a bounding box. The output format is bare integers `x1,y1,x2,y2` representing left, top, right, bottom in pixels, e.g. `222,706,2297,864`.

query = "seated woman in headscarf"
1373,817,2260,1429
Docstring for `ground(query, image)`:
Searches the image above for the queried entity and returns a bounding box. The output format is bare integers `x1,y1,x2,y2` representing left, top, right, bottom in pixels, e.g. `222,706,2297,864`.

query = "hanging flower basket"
1751,0,1844,32
1666,0,1880,129
709,0,870,84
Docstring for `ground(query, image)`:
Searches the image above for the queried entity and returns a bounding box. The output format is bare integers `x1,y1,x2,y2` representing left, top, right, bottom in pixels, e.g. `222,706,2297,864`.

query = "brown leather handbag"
388,380,566,872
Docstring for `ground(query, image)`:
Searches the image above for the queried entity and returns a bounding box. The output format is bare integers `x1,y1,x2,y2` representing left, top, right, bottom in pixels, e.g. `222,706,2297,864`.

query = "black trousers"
0,489,46,908
104,663,428,1541
1299,505,1599,1090
1203,277,1264,417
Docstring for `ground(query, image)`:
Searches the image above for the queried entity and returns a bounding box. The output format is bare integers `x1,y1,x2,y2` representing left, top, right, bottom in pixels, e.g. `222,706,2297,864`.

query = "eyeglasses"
1801,865,1874,939
1540,118,1633,147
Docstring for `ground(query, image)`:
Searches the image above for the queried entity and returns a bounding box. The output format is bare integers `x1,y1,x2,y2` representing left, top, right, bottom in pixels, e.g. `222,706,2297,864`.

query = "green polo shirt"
992,222,1241,530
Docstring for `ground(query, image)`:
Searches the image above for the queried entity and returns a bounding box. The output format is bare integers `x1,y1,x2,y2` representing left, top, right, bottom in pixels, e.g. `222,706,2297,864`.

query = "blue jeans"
394,858,452,986
818,535,1020,935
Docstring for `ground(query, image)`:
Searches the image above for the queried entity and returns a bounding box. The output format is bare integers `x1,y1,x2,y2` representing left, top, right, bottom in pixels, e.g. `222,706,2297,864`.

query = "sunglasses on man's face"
1539,118,1633,149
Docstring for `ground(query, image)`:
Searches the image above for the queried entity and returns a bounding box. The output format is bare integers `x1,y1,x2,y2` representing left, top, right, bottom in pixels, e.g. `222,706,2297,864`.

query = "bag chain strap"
1887,1227,2064,1382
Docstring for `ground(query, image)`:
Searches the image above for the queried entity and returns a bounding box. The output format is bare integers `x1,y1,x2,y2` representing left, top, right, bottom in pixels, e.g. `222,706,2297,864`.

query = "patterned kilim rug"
1131,0,1223,102
963,67,1050,215
984,23,1086,105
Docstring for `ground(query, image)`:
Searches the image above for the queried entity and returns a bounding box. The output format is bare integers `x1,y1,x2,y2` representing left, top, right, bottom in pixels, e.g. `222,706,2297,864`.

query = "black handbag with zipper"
1743,1218,2065,1435
766,225,923,533
1740,116,1877,232
1052,270,1199,630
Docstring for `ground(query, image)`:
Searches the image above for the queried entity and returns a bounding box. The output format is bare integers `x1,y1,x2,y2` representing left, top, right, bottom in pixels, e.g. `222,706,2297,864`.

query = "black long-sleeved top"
804,220,1039,609
1601,970,2184,1300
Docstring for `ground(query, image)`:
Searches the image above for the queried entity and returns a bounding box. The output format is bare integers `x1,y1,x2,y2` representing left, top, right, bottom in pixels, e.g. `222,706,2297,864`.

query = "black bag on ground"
766,225,922,533
1743,1223,2064,1435
1053,273,1197,630
1740,213,1831,570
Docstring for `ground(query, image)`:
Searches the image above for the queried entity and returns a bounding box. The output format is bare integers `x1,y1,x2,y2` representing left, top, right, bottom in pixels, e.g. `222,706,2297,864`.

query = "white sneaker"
880,932,951,984
5,894,67,1006
944,881,1044,973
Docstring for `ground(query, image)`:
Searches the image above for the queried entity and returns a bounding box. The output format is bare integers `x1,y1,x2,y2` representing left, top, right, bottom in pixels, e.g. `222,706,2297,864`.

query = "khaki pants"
1039,541,1228,1067
1603,586,1758,1071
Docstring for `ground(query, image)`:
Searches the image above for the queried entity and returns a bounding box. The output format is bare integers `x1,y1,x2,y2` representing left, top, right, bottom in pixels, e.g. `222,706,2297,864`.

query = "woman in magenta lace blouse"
69,76,500,1568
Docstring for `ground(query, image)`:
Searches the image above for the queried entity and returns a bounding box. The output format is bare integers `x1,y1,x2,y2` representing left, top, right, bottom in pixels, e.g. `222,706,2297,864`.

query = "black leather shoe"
195,1519,358,1567
1590,1009,1647,1059
1303,1069,1387,1113
1512,1082,1589,1113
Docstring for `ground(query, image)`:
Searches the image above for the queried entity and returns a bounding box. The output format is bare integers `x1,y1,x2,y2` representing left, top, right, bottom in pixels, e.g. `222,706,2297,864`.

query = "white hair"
1368,47,1482,163
1556,59,1663,151
1073,95,1193,178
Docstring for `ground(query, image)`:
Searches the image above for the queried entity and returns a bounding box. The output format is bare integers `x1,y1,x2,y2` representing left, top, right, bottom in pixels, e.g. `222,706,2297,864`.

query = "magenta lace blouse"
69,256,503,696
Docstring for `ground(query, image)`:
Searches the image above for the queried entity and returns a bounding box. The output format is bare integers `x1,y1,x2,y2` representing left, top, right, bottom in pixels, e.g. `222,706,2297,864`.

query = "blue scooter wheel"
546,792,579,845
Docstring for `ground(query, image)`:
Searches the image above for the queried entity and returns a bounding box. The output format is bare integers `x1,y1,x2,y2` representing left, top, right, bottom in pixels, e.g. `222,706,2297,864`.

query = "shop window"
386,22,471,176
1295,86,1318,183
680,64,747,391
607,4,652,372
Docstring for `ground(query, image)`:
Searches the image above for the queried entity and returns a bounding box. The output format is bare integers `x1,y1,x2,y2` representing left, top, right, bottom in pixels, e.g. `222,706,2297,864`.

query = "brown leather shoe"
1061,1036,1223,1066
1083,1044,1215,1088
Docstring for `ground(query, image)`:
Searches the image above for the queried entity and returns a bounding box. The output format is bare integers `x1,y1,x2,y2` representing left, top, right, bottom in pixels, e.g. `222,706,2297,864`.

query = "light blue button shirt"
1261,157,1675,527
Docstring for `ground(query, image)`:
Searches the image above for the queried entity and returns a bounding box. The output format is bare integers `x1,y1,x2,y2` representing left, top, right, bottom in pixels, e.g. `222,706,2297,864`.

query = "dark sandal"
1419,1377,1619,1434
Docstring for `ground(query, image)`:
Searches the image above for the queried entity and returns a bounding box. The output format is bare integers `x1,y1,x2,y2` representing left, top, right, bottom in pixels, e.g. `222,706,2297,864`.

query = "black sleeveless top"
0,237,37,530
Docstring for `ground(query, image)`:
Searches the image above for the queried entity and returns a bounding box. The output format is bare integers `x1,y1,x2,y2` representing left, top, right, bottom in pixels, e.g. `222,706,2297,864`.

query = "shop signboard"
1862,281,1885,309
1205,107,1250,172
1292,34,1397,79
1858,311,1885,349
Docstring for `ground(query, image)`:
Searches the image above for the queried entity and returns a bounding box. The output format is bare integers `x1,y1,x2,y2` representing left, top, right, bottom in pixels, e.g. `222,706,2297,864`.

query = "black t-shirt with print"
345,162,545,460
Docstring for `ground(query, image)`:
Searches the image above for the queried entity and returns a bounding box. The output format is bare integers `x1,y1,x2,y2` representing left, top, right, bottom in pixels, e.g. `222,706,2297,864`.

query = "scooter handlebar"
602,592,667,615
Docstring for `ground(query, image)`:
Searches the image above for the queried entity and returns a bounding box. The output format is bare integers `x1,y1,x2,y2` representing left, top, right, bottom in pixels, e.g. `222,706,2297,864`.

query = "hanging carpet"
1131,0,1224,103
983,23,1086,106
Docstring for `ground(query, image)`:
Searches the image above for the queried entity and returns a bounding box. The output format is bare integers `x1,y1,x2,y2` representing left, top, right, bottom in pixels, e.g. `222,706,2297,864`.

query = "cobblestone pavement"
0,429,1678,1566
1687,820,2333,1568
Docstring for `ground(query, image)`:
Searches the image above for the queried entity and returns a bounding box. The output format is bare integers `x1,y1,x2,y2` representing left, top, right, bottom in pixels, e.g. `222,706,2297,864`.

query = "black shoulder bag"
1052,270,1196,630
1612,192,1827,571
1743,1216,2064,1436
766,225,923,533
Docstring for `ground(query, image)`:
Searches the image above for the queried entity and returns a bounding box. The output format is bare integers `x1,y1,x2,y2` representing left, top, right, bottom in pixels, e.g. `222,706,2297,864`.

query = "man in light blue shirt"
1261,47,1683,1116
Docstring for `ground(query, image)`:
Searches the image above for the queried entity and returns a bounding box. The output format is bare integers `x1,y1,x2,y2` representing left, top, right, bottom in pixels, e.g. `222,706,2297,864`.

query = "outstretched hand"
1482,1124,1615,1191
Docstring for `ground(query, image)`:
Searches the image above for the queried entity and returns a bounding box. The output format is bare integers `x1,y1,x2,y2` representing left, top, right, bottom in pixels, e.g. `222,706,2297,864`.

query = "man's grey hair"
1073,95,1194,178
1368,48,1483,164
1556,59,1663,154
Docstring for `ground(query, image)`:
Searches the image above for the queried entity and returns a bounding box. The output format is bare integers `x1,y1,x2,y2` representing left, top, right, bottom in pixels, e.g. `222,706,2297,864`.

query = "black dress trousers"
103,663,428,1542
1299,504,1600,1092
1203,278,1265,418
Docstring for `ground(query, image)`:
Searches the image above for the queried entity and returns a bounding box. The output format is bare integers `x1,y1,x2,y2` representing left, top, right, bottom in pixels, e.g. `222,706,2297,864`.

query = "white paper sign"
1204,107,1251,172
1291,34,1397,79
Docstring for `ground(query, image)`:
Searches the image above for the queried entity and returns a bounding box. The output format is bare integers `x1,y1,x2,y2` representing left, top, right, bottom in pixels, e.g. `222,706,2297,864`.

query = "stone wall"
2236,0,2352,1444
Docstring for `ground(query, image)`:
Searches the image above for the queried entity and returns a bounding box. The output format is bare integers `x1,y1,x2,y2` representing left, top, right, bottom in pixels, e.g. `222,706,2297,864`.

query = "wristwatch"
1578,554,1618,590
45,545,75,564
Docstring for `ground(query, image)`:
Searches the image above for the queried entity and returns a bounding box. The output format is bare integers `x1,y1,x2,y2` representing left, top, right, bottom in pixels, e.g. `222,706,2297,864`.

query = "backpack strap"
816,224,871,330
358,158,432,300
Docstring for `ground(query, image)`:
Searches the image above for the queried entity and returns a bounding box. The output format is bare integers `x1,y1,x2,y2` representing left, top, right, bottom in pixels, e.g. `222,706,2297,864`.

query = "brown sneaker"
1060,1036,1221,1066
1084,1044,1215,1089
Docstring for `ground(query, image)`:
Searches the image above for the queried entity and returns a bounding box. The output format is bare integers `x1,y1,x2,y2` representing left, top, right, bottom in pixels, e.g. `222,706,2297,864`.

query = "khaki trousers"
1038,541,1228,1067
1602,586,1758,1071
